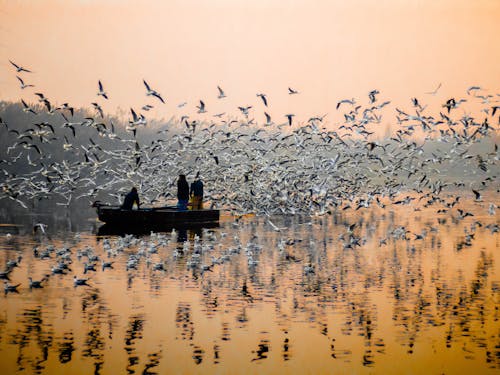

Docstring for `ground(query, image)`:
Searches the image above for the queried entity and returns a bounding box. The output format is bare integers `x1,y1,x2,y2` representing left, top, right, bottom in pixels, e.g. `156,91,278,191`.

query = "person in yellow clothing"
190,173,204,210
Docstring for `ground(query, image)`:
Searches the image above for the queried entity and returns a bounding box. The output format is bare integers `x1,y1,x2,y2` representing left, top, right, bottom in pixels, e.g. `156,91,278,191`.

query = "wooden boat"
93,202,220,230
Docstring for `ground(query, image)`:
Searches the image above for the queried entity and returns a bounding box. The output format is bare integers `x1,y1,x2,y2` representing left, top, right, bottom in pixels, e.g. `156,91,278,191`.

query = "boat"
93,202,220,230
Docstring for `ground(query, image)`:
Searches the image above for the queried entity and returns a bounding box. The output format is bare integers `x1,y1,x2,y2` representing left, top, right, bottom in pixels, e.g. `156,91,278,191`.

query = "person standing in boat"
177,174,189,210
190,173,204,210
122,187,140,210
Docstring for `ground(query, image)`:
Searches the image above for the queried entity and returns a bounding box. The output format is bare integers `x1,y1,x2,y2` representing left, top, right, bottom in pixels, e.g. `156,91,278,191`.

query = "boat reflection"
95,222,219,239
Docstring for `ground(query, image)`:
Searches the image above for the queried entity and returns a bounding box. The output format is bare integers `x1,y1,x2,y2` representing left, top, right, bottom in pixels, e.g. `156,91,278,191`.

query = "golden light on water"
0,197,498,374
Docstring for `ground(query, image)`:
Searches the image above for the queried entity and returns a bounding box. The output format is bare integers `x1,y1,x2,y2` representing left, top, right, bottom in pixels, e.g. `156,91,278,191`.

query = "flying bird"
97,80,108,99
9,60,32,73
217,86,226,99
264,112,272,125
197,100,207,113
336,98,355,110
368,90,379,103
143,80,165,103
238,106,252,117
466,86,482,96
16,76,34,89
91,102,104,118
21,99,37,115
443,98,456,113
285,114,295,126
425,83,442,95
257,93,268,107
288,87,299,95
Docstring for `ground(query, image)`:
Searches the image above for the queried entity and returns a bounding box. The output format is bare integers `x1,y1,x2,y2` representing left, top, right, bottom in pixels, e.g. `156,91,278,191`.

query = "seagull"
57,103,74,117
466,86,482,96
425,83,442,95
288,87,299,95
264,112,272,125
197,100,207,113
91,102,104,118
368,90,379,103
336,98,355,110
16,76,34,89
238,106,252,117
257,93,268,107
217,86,226,99
143,80,165,103
21,99,37,114
129,108,146,126
9,60,32,73
443,98,456,113
97,80,108,99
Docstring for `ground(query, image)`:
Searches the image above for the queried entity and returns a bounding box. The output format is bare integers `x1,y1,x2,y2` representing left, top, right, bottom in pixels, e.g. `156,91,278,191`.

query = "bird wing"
153,92,165,103
9,60,20,69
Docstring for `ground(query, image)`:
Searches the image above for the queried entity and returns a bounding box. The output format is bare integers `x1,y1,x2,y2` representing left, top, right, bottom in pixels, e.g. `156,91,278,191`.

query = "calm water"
0,194,499,374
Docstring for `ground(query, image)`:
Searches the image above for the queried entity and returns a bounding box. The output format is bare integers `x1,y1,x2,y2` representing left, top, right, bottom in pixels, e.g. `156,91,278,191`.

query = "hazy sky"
0,0,499,126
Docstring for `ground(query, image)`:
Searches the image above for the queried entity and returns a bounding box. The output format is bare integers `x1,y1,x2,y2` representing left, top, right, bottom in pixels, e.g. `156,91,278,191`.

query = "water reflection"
0,197,499,374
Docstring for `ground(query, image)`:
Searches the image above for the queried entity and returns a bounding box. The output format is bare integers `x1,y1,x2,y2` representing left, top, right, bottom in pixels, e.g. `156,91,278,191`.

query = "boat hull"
96,205,220,230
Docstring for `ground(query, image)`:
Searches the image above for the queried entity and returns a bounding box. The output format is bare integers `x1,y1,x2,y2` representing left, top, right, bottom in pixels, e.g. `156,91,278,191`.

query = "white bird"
238,106,252,117
257,93,268,106
336,98,355,110
97,80,109,99
425,83,442,95
288,87,299,95
143,80,165,103
197,100,207,113
466,86,482,96
217,86,226,99
264,112,272,125
21,99,37,114
16,76,34,89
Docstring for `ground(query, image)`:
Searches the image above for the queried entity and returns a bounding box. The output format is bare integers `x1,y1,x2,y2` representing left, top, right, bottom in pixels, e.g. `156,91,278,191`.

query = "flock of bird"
1,59,498,217
0,59,499,373
0,201,498,370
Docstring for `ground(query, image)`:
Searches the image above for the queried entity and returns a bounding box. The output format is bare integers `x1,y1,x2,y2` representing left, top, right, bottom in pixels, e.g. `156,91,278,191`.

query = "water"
0,194,499,374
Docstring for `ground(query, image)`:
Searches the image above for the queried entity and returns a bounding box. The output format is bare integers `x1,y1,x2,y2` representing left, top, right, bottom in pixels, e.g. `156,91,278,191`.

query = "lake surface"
0,193,498,374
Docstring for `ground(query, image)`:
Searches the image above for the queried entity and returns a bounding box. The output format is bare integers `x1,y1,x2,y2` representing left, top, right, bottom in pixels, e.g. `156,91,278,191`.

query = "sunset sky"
0,0,499,126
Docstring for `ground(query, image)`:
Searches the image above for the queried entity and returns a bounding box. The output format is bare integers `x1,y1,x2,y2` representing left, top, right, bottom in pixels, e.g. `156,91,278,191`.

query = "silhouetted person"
122,187,140,210
190,173,204,210
177,174,189,210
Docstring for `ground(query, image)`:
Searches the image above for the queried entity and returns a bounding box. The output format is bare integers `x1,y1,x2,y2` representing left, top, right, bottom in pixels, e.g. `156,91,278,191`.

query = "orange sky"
0,0,499,126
